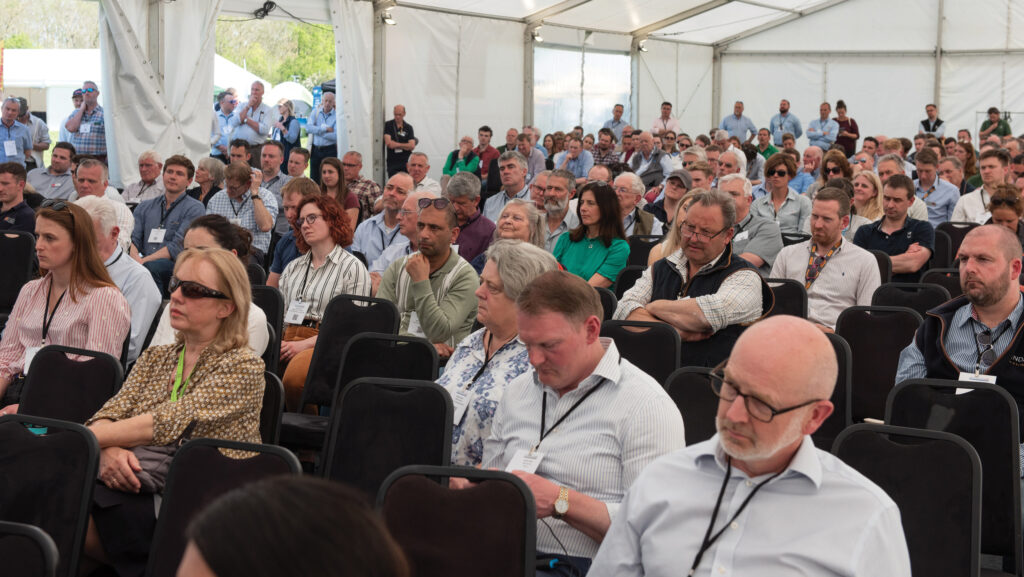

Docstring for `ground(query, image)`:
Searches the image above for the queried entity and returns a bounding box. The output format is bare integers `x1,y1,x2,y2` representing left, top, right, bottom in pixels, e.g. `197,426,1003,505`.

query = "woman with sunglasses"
319,157,360,226
279,195,370,411
552,181,630,288
82,247,264,576
805,149,852,199
0,201,130,410
150,215,270,356
985,184,1024,246
852,171,885,222
751,152,811,235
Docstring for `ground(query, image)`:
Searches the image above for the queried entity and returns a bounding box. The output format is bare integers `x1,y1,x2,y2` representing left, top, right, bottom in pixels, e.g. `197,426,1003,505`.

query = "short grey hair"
722,149,747,175
198,157,226,187
409,151,429,163
499,150,528,171
683,146,707,162
548,169,576,196
714,129,729,142
616,172,645,197
445,171,481,200
77,158,108,180
74,195,118,235
717,173,752,197
690,189,737,229
138,149,163,165
877,153,904,170
484,239,558,302
940,156,963,170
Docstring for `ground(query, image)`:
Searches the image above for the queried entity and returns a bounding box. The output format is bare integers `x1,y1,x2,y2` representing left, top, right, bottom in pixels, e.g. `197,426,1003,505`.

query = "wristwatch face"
554,496,569,516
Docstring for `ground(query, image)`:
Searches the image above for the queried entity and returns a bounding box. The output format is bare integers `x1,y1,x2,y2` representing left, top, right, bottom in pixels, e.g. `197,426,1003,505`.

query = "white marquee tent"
92,0,1024,185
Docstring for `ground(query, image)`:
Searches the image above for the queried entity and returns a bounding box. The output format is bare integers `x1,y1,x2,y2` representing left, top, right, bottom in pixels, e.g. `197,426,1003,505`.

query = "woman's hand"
280,338,313,363
99,447,142,493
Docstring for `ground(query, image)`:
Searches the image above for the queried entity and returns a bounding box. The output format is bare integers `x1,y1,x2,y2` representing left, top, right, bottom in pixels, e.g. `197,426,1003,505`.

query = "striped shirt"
482,339,686,558
279,244,371,322
206,189,279,254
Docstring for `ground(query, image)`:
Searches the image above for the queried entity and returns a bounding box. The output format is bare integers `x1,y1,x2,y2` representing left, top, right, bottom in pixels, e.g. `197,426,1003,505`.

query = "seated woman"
805,149,852,199
552,181,630,288
187,157,225,207
0,201,130,409
439,240,557,466
279,195,371,412
319,157,360,226
150,214,269,356
852,171,884,222
442,136,481,178
470,198,546,273
647,190,700,265
83,247,264,576
986,184,1024,246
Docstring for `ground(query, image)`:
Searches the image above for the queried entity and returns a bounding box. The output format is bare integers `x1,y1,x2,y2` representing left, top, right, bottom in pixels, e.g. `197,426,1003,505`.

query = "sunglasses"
768,169,790,178
169,277,229,300
82,88,97,94
825,166,843,175
418,197,451,210
990,197,1018,207
41,199,75,234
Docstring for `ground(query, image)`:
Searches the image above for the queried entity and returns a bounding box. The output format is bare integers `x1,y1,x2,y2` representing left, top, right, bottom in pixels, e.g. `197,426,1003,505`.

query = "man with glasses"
589,315,910,577
850,150,874,174
122,150,165,206
341,151,382,222
377,196,478,359
854,174,933,283
483,151,530,222
445,171,494,263
211,91,237,162
629,131,673,191
370,190,435,296
530,170,551,212
719,174,782,275
65,81,107,163
352,172,414,266
614,172,662,237
206,161,278,254
615,190,771,367
913,148,958,227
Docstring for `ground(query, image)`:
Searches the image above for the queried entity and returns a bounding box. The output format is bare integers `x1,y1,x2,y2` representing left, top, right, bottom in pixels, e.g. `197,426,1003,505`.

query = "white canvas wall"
638,40,714,139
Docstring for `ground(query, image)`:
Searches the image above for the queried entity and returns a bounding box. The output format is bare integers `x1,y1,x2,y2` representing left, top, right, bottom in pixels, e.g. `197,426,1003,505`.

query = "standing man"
407,152,442,194
651,101,680,136
231,81,273,161
121,151,165,206
853,174,934,283
555,136,595,186
603,103,627,142
445,172,494,263
913,148,958,227
483,151,530,222
205,162,279,255
0,162,34,233
384,104,416,177
918,103,945,138
17,98,49,171
342,151,383,222
211,91,237,163
258,140,292,234
352,172,414,266
28,141,76,200
475,126,500,184
0,98,31,167
769,99,802,147
806,102,838,151
543,169,579,252
65,81,107,163
307,91,337,184
58,89,83,144
719,101,757,144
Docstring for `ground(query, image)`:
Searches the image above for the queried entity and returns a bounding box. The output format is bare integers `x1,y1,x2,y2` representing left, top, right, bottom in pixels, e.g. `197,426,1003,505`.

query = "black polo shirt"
384,119,415,171
0,200,35,234
853,217,934,283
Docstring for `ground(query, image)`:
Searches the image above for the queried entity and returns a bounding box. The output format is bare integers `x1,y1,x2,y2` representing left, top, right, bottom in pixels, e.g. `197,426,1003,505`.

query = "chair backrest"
20,346,124,424
870,282,952,317
614,265,646,300
627,234,663,266
0,231,35,314
936,221,979,257
377,465,536,577
250,285,284,356
920,268,963,298
664,367,716,445
300,294,400,407
886,379,1022,570
599,320,680,385
322,378,453,498
0,415,98,577
331,333,440,408
262,322,280,375
261,371,285,444
145,438,302,577
832,424,981,577
246,262,267,286
931,229,953,269
0,521,59,577
835,305,922,422
869,250,892,284
764,278,808,318
140,300,169,352
594,286,617,321
812,332,853,450
781,231,811,246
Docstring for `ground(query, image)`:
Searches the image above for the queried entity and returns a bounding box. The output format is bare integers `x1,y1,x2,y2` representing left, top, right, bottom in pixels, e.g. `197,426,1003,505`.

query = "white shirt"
104,247,162,362
72,192,134,252
150,302,269,357
414,177,442,195
951,186,993,224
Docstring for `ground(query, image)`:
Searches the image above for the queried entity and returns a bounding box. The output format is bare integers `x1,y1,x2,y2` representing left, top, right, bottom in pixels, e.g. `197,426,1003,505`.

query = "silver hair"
617,172,645,197
138,149,163,165
940,156,963,170
74,195,118,235
445,171,481,200
484,239,559,302
499,150,528,171
198,157,226,187
691,189,737,228
717,173,752,198
722,149,747,175
683,146,707,162
495,198,546,248
714,129,729,142
409,151,429,163
877,153,904,170
548,169,576,195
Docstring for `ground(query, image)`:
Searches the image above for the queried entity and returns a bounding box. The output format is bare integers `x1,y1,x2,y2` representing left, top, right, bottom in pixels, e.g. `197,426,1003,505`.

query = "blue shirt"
132,193,206,259
807,117,839,149
269,229,302,275
719,114,757,140
350,212,406,266
853,217,935,283
914,177,959,227
553,149,595,180
0,120,33,166
306,106,337,147
482,185,530,223
602,118,627,141
768,112,802,145
206,188,279,253
790,170,816,194
212,110,235,155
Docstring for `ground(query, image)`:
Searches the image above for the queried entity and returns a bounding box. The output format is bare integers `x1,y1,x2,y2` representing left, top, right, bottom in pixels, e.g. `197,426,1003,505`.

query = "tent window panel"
534,47,583,136
582,50,630,133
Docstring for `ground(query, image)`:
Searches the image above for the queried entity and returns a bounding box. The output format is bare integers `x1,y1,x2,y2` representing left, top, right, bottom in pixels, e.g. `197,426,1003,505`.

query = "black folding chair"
835,305,922,423
781,232,811,246
251,285,284,360
871,282,951,317
139,300,169,352
262,322,280,375
931,229,953,269
812,332,853,450
936,221,979,258
322,378,453,497
920,268,963,298
0,231,35,315
869,250,892,284
246,262,267,286
614,265,645,300
627,235,663,266
664,367,717,446
600,320,680,385
281,332,438,451
261,371,285,445
145,438,302,577
0,521,59,577
765,278,808,318
20,346,124,424
833,424,981,577
0,415,99,577
378,465,536,577
886,379,1021,576
594,287,617,321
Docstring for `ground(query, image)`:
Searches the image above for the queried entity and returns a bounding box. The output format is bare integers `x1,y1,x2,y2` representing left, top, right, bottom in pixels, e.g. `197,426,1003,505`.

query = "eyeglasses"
710,362,821,423
169,277,230,300
977,329,997,367
768,169,790,178
825,166,843,175
341,163,359,168
299,213,323,225
720,163,735,169
990,197,1017,208
679,222,728,243
82,88,97,94
418,197,451,210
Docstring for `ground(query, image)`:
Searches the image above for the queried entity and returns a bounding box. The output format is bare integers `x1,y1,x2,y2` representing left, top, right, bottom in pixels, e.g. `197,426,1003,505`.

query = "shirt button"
719,567,726,574
730,521,739,530
745,480,753,487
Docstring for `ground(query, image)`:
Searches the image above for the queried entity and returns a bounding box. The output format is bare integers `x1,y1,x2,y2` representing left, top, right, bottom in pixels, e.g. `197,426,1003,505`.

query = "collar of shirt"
530,337,623,396
623,210,636,231
695,434,823,487
104,246,125,266
505,184,529,200
956,292,1024,333
668,245,727,279
808,236,844,256
736,213,754,231
0,200,28,217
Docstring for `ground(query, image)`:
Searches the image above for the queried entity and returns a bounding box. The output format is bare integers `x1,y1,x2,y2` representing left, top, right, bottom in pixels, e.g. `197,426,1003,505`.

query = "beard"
715,413,805,464
963,268,1011,307
544,197,568,218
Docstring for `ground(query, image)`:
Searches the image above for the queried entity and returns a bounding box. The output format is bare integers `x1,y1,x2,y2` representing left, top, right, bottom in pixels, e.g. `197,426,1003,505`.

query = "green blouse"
443,150,481,176
553,234,630,283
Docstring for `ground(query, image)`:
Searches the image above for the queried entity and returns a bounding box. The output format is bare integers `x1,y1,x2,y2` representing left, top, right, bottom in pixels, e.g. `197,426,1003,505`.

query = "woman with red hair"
278,195,371,410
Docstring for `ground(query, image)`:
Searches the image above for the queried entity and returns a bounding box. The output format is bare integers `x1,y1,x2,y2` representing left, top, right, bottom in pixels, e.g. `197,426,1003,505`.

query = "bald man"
591,316,910,577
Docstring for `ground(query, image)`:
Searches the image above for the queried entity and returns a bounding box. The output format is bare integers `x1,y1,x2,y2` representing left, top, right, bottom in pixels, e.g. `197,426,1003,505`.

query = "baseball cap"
667,169,692,189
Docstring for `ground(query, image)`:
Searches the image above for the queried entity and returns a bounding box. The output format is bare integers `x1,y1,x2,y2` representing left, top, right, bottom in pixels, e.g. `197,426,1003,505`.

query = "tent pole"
934,0,943,109
711,46,722,132
147,0,165,88
372,2,387,183
524,26,536,127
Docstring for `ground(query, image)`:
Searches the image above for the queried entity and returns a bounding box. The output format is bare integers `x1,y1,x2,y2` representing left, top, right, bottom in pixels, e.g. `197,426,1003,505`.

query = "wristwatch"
251,193,261,201
553,487,570,519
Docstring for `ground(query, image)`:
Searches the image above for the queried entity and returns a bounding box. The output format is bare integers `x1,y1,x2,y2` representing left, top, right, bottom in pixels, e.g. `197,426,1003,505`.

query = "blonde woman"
647,190,701,265
852,171,884,221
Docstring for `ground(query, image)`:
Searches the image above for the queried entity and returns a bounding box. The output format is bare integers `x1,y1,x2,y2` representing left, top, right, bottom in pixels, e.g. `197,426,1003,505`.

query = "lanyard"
230,193,250,217
41,276,67,345
689,459,783,576
298,255,319,302
804,241,841,290
107,248,124,267
466,331,518,388
534,373,612,452
380,223,400,250
171,345,196,401
160,194,186,227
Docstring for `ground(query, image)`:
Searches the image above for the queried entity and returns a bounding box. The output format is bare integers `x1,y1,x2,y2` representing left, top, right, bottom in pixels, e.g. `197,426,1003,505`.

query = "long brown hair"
37,202,115,302
568,181,626,247
319,157,349,199
294,195,354,252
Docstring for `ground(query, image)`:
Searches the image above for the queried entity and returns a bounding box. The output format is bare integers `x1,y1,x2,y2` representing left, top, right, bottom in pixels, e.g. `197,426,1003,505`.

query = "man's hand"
250,169,263,193
239,105,249,122
511,470,560,518
904,242,923,254
405,253,430,282
99,446,142,494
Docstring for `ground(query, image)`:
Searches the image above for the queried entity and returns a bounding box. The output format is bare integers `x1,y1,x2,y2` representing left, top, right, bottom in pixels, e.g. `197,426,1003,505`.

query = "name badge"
451,388,472,425
221,126,232,135
975,211,992,225
24,346,41,374
229,218,242,226
407,311,425,337
733,230,750,242
80,123,92,134
148,227,167,244
3,140,16,156
284,300,311,325
958,371,996,394
506,448,545,474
